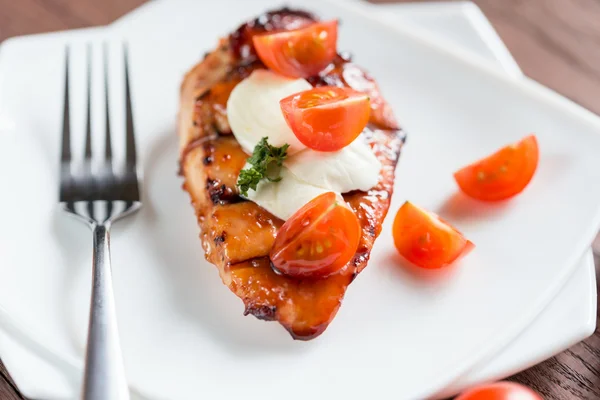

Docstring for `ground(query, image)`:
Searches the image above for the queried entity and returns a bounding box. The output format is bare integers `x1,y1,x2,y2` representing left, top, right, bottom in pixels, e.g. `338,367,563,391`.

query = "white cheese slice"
285,137,381,194
227,69,312,155
242,138,381,220
244,166,330,221
230,71,382,220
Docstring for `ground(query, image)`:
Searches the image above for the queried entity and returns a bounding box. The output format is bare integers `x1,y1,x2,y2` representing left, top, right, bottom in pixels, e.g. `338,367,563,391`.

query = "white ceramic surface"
0,1,599,399
376,2,597,397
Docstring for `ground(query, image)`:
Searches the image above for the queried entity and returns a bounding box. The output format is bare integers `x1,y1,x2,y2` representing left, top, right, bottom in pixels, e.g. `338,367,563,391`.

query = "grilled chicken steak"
177,8,405,340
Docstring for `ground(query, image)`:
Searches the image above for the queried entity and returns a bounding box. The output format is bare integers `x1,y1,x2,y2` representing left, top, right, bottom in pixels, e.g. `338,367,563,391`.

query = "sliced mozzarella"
227,69,312,155
243,166,330,221
240,138,381,221
230,71,381,220
285,137,381,193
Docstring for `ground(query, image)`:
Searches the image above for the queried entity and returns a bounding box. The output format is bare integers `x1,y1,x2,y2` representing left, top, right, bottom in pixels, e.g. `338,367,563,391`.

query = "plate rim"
0,1,598,399
321,0,600,396
371,1,596,394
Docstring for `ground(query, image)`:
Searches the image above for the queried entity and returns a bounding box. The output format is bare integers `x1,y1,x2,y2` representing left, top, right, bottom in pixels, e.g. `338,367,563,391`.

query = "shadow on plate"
437,191,511,223
51,207,91,355
382,248,461,287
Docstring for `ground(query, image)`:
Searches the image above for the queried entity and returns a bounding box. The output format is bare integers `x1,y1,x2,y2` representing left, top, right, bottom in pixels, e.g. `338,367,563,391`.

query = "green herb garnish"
237,137,290,197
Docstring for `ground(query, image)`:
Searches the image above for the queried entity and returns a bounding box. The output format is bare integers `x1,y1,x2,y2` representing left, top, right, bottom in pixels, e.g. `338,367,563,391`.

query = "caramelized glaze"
229,8,316,61
178,8,405,339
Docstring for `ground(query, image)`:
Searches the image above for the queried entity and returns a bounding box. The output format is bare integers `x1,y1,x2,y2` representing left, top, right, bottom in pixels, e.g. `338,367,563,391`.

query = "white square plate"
0,0,599,399
374,2,597,397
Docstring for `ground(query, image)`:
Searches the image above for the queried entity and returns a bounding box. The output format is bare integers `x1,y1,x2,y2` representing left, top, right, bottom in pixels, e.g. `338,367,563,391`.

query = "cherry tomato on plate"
455,382,542,400
280,86,370,152
454,134,539,201
270,192,361,279
253,20,338,79
392,201,473,269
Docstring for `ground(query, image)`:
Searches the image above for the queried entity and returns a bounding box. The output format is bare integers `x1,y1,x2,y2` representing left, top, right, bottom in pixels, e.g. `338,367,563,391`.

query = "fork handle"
81,224,130,400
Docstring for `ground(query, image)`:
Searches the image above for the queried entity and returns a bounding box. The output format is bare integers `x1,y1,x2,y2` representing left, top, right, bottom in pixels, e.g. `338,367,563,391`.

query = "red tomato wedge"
280,86,370,152
252,20,338,79
454,135,539,201
392,201,473,269
270,192,361,279
455,382,542,400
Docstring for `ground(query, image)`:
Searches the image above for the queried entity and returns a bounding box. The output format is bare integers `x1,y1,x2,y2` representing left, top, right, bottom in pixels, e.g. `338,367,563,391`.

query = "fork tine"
60,46,74,205
61,47,71,164
103,42,112,162
84,44,92,161
124,43,136,168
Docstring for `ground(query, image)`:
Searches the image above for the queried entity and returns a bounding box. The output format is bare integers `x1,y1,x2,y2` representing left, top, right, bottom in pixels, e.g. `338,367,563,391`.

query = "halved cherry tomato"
270,192,361,279
456,382,542,400
280,86,370,152
454,135,539,201
392,201,473,269
252,20,338,79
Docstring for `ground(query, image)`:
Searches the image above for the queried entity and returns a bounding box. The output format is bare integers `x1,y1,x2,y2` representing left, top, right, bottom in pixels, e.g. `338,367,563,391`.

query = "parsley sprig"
237,137,290,197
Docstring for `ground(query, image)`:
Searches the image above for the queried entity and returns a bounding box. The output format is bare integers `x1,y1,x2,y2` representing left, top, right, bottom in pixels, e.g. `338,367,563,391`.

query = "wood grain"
0,363,24,400
374,0,600,116
0,0,599,399
0,0,146,42
473,0,600,120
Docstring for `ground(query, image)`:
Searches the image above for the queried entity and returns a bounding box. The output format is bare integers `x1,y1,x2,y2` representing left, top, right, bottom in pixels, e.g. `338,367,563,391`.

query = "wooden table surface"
1,0,599,399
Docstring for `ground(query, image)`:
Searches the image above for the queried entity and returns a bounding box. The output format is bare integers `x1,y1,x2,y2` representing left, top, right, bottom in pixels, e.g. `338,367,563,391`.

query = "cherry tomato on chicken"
280,86,371,152
252,20,338,78
392,201,473,269
270,192,361,279
455,382,542,400
454,134,539,201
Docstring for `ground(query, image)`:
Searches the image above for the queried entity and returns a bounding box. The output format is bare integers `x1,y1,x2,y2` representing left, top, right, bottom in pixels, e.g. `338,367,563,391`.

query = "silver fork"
59,43,140,400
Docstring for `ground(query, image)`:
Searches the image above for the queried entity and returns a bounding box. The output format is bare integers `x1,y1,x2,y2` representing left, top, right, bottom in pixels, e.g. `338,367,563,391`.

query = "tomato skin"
456,382,542,400
454,135,539,201
280,86,370,152
270,192,361,279
392,201,473,269
252,20,338,79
